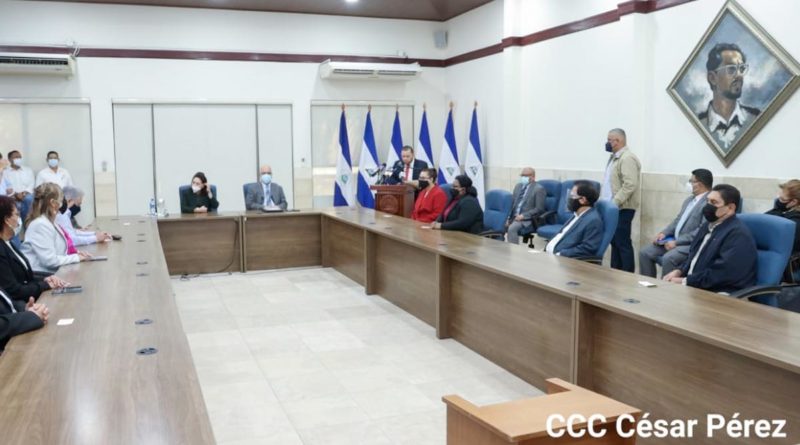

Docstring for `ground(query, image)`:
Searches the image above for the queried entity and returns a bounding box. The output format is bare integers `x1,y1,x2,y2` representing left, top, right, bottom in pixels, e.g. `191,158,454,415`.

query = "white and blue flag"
357,110,380,208
386,109,403,170
465,106,485,208
437,107,460,185
334,108,355,207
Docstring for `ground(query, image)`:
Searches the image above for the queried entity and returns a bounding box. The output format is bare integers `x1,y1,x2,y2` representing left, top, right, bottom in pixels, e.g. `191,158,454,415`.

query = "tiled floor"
172,267,543,445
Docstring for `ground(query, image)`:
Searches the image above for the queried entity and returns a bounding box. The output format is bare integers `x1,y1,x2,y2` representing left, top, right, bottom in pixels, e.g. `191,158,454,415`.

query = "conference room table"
159,208,800,444
0,216,214,445
1,208,797,444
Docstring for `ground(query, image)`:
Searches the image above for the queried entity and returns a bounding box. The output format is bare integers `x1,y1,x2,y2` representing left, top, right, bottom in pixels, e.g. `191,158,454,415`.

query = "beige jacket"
608,148,641,210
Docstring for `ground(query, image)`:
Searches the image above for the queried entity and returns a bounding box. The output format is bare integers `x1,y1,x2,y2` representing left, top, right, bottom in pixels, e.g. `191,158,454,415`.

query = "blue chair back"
439,183,453,205
558,180,601,224
594,200,619,258
537,180,561,223
738,214,794,306
483,189,513,234
243,182,257,202
180,185,217,199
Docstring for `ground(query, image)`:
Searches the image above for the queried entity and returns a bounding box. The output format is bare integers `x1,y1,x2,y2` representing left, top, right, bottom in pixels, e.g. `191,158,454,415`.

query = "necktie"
404,164,410,181
264,184,272,206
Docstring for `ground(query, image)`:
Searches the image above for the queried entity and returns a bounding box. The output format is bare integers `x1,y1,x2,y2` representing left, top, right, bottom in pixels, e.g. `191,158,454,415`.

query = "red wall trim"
0,0,697,69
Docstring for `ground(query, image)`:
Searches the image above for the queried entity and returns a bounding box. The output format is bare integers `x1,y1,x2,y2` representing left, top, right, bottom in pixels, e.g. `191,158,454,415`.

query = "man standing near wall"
601,128,641,272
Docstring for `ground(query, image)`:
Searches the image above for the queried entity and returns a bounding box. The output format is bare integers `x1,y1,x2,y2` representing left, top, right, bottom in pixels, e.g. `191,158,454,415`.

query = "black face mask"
774,198,789,212
418,180,430,190
605,142,613,153
70,205,81,217
568,197,583,212
59,200,68,214
450,188,461,198
702,203,721,223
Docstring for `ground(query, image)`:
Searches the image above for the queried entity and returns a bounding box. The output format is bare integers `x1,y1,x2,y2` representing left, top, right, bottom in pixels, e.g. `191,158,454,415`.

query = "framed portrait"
667,0,800,167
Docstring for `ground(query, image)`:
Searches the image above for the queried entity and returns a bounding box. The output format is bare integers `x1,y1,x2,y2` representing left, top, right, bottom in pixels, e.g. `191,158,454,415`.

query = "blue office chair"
520,180,561,247
179,184,218,207
732,214,797,306
439,183,453,205
573,199,619,265
243,182,257,204
536,179,600,240
480,189,513,240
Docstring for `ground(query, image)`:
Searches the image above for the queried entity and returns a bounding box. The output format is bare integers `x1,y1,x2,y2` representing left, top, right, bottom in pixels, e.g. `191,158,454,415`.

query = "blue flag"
416,109,434,168
334,109,355,207
357,110,380,208
386,110,403,169
465,107,485,208
438,108,459,185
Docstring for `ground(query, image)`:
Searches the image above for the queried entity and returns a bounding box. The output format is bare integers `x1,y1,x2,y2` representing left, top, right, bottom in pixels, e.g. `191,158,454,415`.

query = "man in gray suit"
639,169,713,277
505,167,547,244
244,164,288,211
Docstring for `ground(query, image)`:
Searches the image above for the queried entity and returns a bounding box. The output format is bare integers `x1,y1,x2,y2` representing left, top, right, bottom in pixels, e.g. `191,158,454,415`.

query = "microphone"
368,163,387,177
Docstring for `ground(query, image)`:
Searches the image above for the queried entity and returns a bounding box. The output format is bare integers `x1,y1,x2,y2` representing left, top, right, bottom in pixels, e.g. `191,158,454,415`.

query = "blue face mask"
605,142,613,153
261,174,272,185
519,176,529,186
48,158,59,168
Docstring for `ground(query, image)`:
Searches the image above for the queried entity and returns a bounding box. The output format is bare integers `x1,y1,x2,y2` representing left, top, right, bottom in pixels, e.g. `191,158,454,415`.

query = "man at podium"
385,146,428,185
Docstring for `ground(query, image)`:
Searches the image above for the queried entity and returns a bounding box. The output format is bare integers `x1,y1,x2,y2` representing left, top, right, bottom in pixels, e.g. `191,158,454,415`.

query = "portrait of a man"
668,0,800,166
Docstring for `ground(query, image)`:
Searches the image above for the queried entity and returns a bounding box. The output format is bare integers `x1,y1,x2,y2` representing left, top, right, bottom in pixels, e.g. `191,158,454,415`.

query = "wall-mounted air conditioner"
0,53,76,76
319,60,422,81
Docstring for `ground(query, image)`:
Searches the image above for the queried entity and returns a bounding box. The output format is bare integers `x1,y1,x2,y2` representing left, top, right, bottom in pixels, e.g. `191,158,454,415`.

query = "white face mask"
8,217,21,236
685,182,694,194
12,158,22,167
191,184,202,193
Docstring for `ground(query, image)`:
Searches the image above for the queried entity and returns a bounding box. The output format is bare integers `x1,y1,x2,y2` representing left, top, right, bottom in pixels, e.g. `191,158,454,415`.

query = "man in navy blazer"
663,184,757,294
545,181,604,258
385,146,428,185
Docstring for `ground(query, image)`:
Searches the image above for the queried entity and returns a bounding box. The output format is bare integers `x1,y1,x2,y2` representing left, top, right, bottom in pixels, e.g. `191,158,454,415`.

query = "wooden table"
242,210,321,271
156,208,800,444
0,216,214,445
158,212,242,275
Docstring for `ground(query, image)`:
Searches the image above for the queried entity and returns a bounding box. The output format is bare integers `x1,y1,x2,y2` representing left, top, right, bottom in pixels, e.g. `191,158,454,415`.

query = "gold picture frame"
667,0,800,167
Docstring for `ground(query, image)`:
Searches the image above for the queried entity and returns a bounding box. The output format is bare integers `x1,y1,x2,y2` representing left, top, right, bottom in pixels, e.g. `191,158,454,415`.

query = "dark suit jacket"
436,195,484,234
0,292,44,350
0,240,49,302
680,216,757,293
508,181,546,222
550,208,603,258
180,188,220,214
387,159,428,184
244,182,288,211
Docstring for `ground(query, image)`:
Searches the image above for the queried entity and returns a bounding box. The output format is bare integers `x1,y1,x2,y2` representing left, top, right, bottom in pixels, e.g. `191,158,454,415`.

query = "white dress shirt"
4,166,35,194
546,209,587,255
35,167,73,188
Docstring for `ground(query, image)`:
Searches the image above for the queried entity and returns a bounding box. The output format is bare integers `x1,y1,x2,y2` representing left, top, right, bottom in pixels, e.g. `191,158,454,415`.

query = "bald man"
505,167,546,244
244,165,288,210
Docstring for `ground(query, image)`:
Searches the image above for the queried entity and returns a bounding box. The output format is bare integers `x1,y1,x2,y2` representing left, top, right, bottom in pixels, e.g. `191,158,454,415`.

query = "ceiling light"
345,0,359,3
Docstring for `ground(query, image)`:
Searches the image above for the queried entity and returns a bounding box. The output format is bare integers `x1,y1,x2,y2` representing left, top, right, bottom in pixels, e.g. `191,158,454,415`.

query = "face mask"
418,180,430,190
685,182,694,194
191,184,202,193
48,159,59,168
8,217,21,236
261,174,272,185
774,198,789,212
12,158,22,167
568,197,583,212
450,187,460,198
605,142,613,153
70,205,81,217
702,203,721,223
519,176,529,186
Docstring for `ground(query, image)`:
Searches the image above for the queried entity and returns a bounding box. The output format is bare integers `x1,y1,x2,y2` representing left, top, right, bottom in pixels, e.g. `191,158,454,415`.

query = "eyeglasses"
714,63,749,76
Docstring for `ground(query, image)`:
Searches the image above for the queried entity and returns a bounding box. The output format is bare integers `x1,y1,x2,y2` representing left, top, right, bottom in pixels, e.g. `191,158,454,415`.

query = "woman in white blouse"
21,183,91,273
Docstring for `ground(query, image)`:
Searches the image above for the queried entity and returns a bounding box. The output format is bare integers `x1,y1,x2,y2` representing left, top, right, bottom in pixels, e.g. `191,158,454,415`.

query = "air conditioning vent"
319,60,422,81
0,53,76,76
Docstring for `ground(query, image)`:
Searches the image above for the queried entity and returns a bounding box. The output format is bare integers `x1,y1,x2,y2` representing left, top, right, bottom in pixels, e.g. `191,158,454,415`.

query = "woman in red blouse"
411,168,447,223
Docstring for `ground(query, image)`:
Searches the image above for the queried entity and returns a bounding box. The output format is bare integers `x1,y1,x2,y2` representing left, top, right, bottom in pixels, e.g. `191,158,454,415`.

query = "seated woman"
0,196,68,301
181,172,219,214
432,175,484,234
21,183,92,274
0,290,49,351
766,179,800,280
411,168,447,223
56,186,112,246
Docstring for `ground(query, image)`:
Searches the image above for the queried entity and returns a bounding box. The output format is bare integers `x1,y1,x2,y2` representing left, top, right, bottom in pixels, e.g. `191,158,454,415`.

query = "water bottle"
149,198,156,216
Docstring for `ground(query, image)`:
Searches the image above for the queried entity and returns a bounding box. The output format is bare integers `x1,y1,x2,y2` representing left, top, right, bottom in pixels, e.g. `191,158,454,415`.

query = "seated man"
545,181,603,258
5,150,35,220
385,146,428,185
663,184,757,293
56,186,112,246
505,167,546,245
640,169,712,277
411,168,447,223
0,289,49,351
245,164,288,210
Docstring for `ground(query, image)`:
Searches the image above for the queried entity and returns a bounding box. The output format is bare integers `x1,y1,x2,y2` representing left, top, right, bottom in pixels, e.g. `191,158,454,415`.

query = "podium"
370,184,415,218
443,378,641,444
